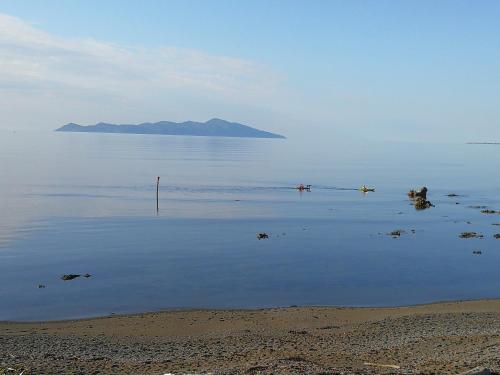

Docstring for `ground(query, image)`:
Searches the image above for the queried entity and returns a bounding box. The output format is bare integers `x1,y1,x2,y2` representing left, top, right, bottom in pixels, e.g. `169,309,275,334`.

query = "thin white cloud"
0,12,284,128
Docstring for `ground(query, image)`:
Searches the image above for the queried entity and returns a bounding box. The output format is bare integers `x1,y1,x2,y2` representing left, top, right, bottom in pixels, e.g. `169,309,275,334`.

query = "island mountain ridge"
56,118,285,139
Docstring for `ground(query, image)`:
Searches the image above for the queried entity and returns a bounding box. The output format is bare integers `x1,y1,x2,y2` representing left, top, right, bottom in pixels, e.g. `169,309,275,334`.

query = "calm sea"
0,130,499,320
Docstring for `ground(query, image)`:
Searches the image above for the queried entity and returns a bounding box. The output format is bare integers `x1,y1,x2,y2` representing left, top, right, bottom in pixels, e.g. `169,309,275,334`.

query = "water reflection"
0,130,499,320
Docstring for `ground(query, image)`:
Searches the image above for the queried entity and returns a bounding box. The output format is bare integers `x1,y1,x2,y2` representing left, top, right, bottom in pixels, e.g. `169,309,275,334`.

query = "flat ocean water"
0,130,499,320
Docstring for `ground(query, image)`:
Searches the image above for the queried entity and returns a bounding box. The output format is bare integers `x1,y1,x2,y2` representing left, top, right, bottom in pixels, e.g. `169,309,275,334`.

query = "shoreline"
1,299,499,374
3,297,500,324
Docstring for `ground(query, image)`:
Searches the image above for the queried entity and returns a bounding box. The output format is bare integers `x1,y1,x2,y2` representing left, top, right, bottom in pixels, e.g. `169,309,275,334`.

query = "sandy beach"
1,299,499,374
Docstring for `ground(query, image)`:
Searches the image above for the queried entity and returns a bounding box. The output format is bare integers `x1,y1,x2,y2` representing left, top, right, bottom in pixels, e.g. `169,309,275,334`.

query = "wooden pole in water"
156,176,160,212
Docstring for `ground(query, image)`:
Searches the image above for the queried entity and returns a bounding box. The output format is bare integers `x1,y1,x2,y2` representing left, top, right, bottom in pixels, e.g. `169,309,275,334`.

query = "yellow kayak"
359,185,375,192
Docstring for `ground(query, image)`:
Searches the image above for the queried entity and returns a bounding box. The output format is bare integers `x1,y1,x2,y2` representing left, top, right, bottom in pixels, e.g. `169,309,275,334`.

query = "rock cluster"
408,187,434,210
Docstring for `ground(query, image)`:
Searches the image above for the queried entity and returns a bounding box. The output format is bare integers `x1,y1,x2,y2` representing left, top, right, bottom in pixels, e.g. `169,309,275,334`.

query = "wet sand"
1,299,500,374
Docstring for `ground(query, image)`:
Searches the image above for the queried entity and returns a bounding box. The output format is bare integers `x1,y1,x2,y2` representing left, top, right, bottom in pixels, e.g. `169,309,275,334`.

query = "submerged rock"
459,232,484,239
494,234,500,239
389,230,405,237
481,209,499,214
257,233,269,240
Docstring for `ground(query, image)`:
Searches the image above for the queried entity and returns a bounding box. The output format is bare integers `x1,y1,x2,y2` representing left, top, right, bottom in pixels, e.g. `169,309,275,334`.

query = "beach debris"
257,232,269,240
288,330,308,335
472,250,482,255
389,229,405,237
319,325,340,330
459,232,484,239
359,185,375,193
494,234,500,239
458,367,496,375
37,284,46,288
61,274,81,281
245,366,268,374
284,356,308,362
481,209,499,214
408,186,433,209
296,184,311,192
1,366,26,375
363,362,400,369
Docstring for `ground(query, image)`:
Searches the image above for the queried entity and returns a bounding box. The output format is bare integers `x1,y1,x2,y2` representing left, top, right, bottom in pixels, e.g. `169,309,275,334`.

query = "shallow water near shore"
0,130,499,320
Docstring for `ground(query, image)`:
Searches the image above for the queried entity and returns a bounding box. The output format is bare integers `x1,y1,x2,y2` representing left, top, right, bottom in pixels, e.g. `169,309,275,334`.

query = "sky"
1,0,499,141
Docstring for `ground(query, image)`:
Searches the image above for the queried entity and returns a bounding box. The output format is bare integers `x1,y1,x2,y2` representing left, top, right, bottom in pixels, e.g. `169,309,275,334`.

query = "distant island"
467,142,500,145
56,118,285,139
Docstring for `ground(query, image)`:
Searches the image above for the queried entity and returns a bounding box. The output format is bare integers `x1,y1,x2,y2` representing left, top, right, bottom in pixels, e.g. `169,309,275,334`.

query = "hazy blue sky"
1,0,499,141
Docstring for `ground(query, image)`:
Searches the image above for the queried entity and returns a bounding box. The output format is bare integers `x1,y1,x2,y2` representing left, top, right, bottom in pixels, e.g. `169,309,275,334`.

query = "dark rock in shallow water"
414,197,434,210
472,250,482,255
257,233,269,240
459,232,483,239
494,234,500,239
389,230,405,237
61,274,80,281
408,186,427,199
481,209,499,214
408,187,433,210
